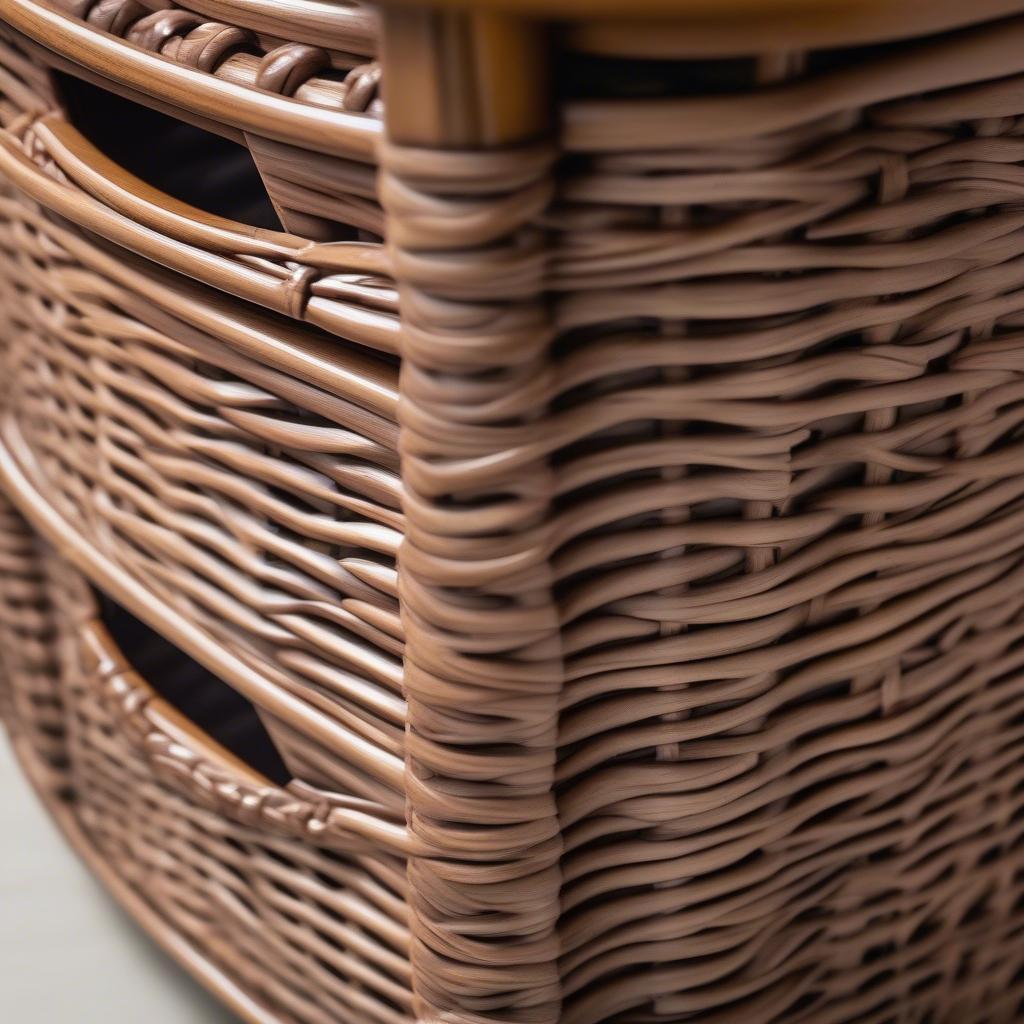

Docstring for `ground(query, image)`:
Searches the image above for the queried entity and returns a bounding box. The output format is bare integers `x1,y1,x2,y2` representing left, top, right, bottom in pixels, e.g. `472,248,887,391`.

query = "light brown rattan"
3,0,1024,1022
0,492,414,1024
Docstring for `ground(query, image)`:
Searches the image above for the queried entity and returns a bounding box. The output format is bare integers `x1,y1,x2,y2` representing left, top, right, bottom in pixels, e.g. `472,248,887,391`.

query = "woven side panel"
0,491,64,777
38,550,415,1024
0,177,63,773
549,41,1024,1024
0,178,405,805
381,143,564,1023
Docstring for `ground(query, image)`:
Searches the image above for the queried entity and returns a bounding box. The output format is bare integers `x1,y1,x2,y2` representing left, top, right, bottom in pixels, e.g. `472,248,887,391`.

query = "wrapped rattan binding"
5,0,1024,1022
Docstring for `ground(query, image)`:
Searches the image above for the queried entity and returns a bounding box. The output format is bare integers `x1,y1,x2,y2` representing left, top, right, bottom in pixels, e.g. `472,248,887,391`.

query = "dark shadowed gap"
54,70,283,230
95,588,292,786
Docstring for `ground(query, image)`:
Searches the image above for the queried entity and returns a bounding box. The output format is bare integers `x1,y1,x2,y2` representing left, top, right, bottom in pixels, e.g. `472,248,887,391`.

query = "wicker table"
2,0,1024,1021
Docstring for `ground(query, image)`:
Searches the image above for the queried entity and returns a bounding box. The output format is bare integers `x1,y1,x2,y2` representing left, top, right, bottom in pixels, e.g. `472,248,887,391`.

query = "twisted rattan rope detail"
380,141,564,1023
21,542,417,1024
53,0,381,112
79,619,429,857
256,42,329,97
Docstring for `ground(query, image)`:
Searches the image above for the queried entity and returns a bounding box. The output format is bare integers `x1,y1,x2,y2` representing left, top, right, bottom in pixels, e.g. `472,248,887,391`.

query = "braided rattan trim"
79,619,422,856
5,542,417,1024
117,0,378,60
0,0,381,159
0,414,422,853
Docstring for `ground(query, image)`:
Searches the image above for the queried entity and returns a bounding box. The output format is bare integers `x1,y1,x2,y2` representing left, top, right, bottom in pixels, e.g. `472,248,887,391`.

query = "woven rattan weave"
4,0,1024,1022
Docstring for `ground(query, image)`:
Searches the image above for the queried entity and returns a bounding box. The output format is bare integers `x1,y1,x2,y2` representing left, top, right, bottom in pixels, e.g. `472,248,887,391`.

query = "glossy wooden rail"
383,0,1024,59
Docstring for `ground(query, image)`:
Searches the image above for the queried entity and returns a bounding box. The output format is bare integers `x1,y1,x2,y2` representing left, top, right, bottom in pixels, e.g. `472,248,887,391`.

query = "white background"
0,737,237,1023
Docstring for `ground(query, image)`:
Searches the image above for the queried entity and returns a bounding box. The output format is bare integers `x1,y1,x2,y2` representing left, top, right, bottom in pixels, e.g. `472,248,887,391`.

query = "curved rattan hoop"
79,617,421,855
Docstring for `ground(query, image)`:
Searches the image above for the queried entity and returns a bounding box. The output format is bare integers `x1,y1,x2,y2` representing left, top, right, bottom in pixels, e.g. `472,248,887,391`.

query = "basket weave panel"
536,48,1024,1024
2,1,1024,1022
0,518,415,1024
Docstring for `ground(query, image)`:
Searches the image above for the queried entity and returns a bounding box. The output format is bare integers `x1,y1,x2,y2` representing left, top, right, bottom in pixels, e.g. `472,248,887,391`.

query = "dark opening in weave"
54,71,283,231
95,589,291,785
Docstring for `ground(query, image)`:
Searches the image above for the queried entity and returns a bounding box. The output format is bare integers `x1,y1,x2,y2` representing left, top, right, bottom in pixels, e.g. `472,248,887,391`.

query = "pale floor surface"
0,735,239,1023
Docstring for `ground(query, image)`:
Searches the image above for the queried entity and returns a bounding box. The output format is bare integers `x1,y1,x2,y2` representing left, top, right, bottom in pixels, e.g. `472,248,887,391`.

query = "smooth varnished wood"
382,0,1024,55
